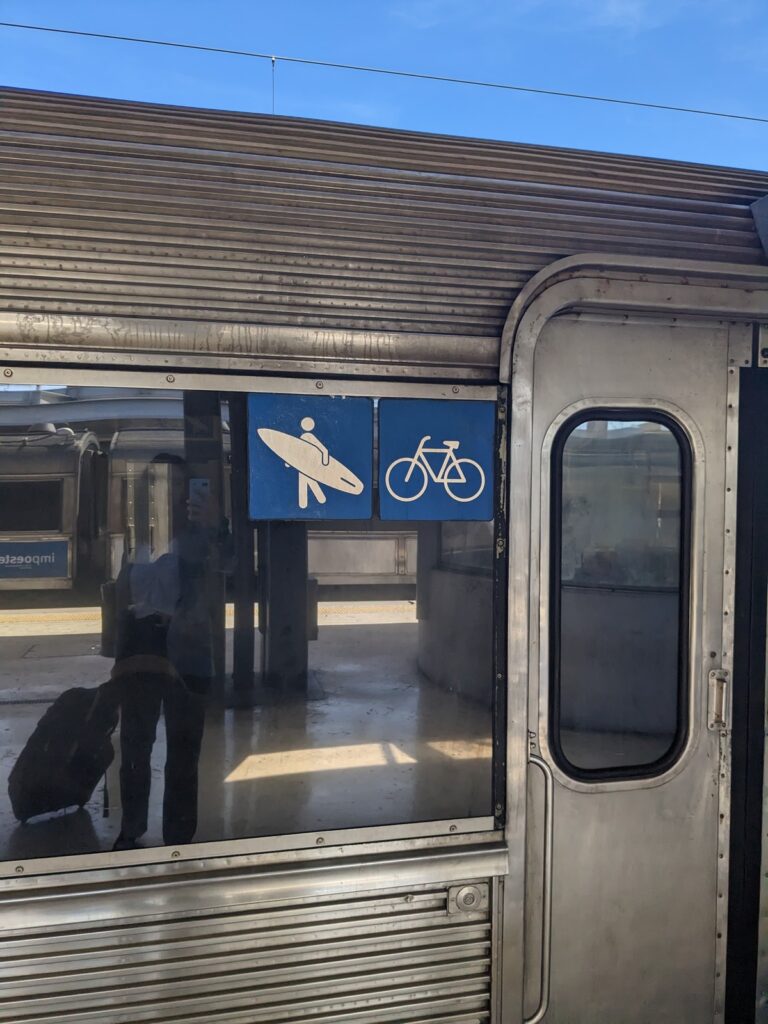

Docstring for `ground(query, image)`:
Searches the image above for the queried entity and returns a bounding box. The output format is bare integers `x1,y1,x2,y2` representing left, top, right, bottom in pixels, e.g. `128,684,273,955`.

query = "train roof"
0,85,766,378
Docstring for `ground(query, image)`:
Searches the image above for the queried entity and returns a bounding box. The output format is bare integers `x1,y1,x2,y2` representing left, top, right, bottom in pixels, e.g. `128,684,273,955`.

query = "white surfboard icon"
257,421,364,510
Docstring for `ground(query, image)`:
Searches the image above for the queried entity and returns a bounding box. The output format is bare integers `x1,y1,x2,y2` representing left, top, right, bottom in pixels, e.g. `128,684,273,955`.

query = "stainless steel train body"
0,86,766,1024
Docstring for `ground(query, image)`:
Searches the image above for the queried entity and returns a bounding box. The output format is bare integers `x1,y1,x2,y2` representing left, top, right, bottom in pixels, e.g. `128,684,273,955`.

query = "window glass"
0,384,495,862
553,416,687,775
440,521,494,573
0,480,62,532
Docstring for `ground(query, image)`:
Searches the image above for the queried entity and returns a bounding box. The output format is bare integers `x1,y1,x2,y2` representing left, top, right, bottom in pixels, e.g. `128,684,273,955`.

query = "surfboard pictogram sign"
257,419,365,510
247,394,373,521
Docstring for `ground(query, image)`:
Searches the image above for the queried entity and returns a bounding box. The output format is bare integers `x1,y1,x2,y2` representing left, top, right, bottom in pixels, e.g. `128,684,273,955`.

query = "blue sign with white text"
0,539,70,579
248,394,373,520
379,399,495,521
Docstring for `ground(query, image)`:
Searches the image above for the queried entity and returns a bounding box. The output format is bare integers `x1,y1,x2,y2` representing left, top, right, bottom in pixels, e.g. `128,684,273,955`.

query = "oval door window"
550,412,691,780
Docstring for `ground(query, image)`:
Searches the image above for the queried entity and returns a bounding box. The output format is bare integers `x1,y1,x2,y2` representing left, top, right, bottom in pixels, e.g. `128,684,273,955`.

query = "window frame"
549,408,693,783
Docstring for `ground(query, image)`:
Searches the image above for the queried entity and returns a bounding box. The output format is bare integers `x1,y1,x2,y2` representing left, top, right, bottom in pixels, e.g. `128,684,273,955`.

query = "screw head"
171,850,180,858
3,369,12,378
14,865,23,873
452,385,460,394
315,380,324,389
449,824,458,833
455,884,482,911
316,836,325,845
166,374,175,383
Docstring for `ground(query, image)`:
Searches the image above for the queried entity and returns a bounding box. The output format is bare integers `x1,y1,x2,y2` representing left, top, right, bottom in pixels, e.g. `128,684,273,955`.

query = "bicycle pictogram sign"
384,436,485,503
378,399,495,521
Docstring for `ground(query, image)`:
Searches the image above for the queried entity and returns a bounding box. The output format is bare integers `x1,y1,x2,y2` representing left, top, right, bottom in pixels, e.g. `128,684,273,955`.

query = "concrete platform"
0,601,493,862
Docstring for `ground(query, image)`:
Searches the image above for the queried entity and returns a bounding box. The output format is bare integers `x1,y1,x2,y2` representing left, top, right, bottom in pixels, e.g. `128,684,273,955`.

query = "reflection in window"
0,384,495,863
440,521,494,573
553,415,688,775
0,480,63,532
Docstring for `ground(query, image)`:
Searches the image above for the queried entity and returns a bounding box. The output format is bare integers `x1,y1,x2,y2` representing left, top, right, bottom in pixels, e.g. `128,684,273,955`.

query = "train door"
522,314,741,1023
727,362,768,1023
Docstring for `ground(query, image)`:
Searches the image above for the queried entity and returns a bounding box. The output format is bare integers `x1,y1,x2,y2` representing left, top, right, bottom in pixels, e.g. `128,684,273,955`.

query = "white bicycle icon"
385,436,486,503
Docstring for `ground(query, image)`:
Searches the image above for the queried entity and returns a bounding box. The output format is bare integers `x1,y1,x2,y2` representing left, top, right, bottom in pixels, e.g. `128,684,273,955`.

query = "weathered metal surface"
0,87,766,376
0,849,502,1024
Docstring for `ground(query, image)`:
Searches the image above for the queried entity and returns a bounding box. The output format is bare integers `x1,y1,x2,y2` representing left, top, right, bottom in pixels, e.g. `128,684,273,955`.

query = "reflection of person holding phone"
112,457,223,851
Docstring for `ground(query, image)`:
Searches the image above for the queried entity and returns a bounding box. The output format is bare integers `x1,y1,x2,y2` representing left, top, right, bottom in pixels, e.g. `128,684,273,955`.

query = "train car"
0,86,766,1024
0,410,105,595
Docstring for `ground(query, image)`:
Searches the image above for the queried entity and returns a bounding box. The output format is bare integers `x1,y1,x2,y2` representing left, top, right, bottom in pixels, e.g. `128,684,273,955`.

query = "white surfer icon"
257,418,365,510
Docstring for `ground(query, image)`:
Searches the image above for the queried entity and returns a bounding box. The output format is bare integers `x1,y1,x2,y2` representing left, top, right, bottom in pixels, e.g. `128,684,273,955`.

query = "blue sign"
379,399,495,521
0,539,70,579
248,394,373,520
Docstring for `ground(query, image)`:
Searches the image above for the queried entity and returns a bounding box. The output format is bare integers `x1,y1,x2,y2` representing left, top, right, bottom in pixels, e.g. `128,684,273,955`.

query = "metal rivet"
449,824,458,833
316,836,325,845
171,850,180,858
166,374,175,383
3,369,12,378
728,368,735,374
495,802,503,815
761,348,768,359
404,894,414,903
315,380,324,389
14,865,23,873
710,652,718,659
452,385,460,394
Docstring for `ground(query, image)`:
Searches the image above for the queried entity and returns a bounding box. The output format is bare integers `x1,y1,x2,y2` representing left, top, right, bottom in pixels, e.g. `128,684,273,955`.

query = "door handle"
525,754,554,1024
708,669,729,730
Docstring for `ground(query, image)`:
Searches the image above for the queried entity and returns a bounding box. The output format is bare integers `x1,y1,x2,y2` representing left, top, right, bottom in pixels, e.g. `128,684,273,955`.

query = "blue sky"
0,0,766,170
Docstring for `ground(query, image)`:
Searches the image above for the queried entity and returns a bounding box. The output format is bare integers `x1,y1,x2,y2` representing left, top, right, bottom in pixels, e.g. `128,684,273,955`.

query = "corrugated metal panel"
0,874,493,1024
0,86,766,368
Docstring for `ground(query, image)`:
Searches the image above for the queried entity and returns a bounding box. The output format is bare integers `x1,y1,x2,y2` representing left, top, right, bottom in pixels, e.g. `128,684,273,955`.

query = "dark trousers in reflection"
116,613,209,846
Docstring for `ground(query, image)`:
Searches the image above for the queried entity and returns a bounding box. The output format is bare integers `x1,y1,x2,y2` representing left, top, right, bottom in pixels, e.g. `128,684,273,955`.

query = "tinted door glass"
552,415,689,776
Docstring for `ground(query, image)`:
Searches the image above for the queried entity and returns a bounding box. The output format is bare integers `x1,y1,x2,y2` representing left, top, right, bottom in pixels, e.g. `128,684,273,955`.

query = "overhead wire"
0,19,767,126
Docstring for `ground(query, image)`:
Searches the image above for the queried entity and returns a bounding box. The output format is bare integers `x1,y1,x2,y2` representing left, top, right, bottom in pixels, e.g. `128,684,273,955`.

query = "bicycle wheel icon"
444,459,485,502
385,458,428,502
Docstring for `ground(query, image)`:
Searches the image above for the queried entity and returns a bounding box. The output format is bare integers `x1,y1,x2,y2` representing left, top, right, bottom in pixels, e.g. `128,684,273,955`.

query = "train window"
440,521,494,573
0,384,498,864
551,412,690,778
0,480,62,532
